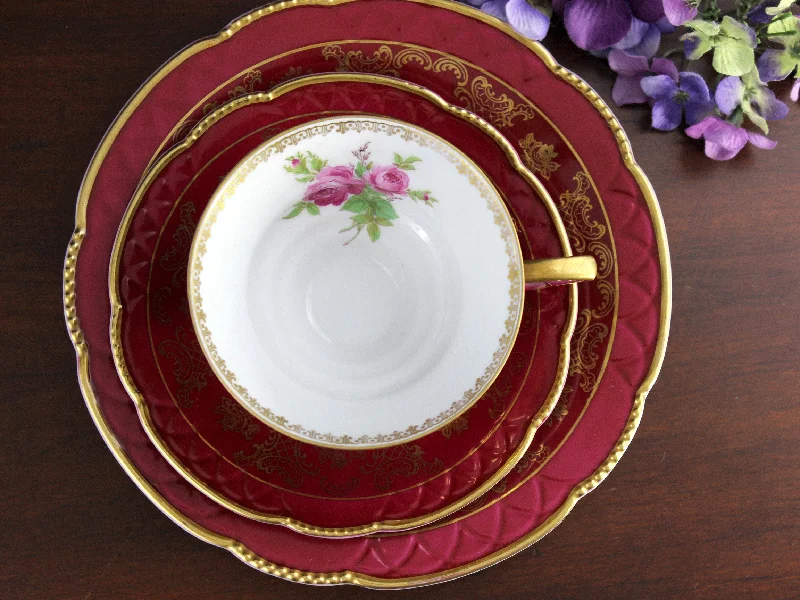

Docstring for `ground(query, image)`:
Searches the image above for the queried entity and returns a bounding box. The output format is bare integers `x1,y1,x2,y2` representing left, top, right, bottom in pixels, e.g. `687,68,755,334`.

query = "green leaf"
309,153,325,172
367,222,380,242
297,175,315,182
283,202,305,219
393,152,403,165
341,197,369,213
713,42,755,77
767,12,799,37
374,198,398,220
354,162,366,178
719,16,754,44
352,214,371,225
684,19,720,37
366,162,373,170
404,156,421,163
306,203,320,215
398,163,416,171
374,217,394,226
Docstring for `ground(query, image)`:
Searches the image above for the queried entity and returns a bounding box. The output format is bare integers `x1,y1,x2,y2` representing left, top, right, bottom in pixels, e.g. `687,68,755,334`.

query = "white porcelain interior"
189,116,524,448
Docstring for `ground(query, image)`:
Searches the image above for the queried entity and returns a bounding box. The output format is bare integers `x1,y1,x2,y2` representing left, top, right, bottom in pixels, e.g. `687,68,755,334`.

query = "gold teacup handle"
523,256,597,290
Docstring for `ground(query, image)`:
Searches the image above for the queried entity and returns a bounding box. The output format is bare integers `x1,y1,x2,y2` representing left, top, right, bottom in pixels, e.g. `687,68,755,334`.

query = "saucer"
109,75,575,535
190,116,526,448
66,0,669,586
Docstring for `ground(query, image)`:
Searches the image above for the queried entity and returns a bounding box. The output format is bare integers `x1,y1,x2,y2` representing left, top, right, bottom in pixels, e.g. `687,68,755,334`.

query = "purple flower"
478,0,553,41
552,0,664,51
792,80,800,102
640,71,714,130
715,69,789,134
663,0,697,26
757,16,800,83
608,49,679,105
685,116,776,160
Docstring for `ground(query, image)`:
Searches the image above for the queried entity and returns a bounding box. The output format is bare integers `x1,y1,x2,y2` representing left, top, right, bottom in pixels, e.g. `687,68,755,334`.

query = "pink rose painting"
283,143,437,243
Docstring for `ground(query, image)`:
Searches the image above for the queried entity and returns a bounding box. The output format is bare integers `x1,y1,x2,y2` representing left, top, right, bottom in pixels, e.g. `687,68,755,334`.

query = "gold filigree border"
106,74,577,535
188,116,525,448
64,0,671,586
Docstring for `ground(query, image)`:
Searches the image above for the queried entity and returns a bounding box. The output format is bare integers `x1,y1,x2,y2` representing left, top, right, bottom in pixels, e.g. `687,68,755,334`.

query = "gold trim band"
64,0,670,586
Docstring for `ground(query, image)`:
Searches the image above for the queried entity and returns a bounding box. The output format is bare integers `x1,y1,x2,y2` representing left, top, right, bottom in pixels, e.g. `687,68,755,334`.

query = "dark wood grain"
1,2,798,599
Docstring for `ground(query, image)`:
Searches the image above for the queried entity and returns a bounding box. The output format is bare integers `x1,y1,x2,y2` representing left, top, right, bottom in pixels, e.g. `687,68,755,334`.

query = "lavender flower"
715,68,789,134
608,49,679,105
641,71,714,130
552,0,664,51
686,117,776,160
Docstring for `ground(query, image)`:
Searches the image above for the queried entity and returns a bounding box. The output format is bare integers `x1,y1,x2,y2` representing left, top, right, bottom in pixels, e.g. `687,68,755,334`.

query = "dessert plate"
110,75,576,535
66,0,669,587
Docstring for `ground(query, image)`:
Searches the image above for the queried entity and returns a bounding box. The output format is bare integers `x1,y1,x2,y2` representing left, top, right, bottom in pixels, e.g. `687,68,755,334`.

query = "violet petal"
626,23,662,58
564,0,632,50
641,74,678,101
663,0,698,26
652,57,680,82
704,140,742,160
481,0,509,20
714,76,744,116
613,17,650,50
702,119,750,152
750,86,789,120
685,116,718,139
608,49,649,75
612,74,649,105
757,49,796,82
678,72,711,102
506,0,552,40
628,0,665,23
791,80,800,102
747,130,778,149
651,98,683,130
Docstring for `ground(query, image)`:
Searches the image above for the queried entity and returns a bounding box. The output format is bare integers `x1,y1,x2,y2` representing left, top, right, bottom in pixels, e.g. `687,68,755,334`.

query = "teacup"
188,115,595,449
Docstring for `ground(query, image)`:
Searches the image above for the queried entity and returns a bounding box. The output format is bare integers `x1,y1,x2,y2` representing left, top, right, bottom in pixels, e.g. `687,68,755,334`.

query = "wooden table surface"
2,1,798,598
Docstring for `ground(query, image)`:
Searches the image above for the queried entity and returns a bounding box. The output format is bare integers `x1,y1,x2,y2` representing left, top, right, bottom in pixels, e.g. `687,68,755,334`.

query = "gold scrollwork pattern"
157,326,212,408
322,44,534,128
518,133,560,180
359,445,444,492
556,172,607,254
440,414,469,438
152,286,173,325
317,447,353,470
233,431,320,489
316,448,361,496
159,202,197,288
215,397,261,440
513,443,550,473
545,384,572,426
569,309,610,393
